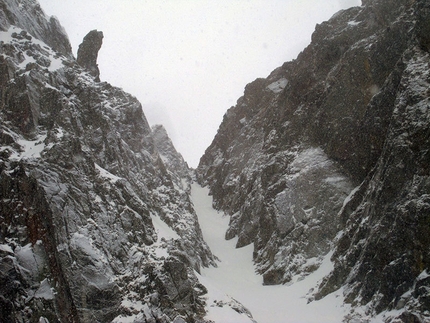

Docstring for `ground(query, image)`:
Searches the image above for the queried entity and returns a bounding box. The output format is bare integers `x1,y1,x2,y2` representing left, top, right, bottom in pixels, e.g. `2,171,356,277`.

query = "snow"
347,20,361,26
47,54,65,71
196,272,255,323
149,213,181,258
0,26,65,72
0,244,13,254
0,28,15,43
9,133,47,160
267,78,288,93
151,214,180,241
34,278,54,300
17,136,47,158
191,183,350,323
95,163,122,183
0,26,66,72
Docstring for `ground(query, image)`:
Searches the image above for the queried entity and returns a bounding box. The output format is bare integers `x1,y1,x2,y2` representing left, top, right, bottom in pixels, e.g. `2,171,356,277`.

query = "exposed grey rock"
0,1,215,322
197,0,430,321
315,45,430,319
3,0,430,321
77,30,103,82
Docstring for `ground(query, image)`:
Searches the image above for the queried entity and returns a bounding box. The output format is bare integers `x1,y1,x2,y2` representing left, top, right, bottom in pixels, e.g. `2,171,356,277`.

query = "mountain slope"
0,1,215,322
197,0,430,321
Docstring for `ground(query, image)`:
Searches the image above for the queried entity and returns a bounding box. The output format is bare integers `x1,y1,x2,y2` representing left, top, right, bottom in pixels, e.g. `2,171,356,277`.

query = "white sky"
38,0,361,167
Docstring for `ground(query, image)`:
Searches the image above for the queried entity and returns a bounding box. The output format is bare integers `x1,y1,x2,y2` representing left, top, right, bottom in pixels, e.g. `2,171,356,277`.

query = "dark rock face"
0,1,214,322
197,0,430,321
77,30,103,82
316,45,430,318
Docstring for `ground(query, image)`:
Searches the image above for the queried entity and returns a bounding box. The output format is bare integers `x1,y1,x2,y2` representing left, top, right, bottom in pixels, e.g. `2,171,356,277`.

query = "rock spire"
77,29,103,82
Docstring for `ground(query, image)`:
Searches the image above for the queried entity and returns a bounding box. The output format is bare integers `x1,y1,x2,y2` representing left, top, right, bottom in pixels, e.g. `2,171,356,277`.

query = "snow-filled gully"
191,183,349,323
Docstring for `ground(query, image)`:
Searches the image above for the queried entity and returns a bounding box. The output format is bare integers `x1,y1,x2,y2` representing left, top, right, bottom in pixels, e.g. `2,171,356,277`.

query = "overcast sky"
38,0,361,167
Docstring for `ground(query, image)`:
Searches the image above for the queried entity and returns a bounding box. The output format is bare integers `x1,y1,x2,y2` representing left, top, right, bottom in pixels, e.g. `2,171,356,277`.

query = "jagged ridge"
0,1,215,322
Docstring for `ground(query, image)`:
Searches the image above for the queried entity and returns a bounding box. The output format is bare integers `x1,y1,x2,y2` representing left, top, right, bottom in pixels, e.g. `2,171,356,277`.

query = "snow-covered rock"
0,1,214,322
2,0,430,321
197,0,430,321
152,124,190,182
0,0,72,58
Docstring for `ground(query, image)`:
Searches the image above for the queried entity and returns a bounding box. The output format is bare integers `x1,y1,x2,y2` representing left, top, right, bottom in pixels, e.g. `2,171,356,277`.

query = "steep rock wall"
197,0,430,321
0,1,214,322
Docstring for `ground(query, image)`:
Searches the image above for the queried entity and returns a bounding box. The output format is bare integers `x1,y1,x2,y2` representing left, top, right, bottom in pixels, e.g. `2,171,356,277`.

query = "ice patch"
70,233,98,258
341,183,361,210
44,83,58,91
289,147,329,173
369,84,380,96
418,269,430,280
15,244,37,269
325,176,346,184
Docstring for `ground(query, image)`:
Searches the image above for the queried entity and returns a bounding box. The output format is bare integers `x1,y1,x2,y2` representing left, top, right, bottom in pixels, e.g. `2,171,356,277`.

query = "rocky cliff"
197,0,430,321
0,0,215,322
2,0,430,322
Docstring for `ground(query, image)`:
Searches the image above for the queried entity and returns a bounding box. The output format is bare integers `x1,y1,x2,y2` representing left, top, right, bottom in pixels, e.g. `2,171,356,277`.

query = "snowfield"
191,183,351,323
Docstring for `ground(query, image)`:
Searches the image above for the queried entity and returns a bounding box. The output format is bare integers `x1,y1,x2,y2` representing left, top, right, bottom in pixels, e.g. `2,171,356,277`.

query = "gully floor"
191,182,351,323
